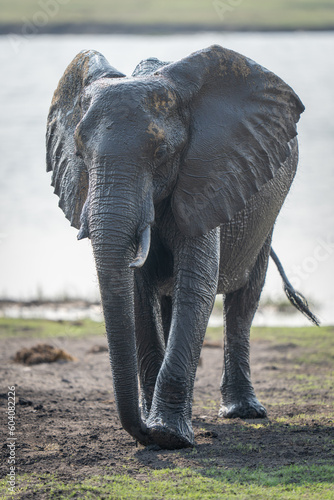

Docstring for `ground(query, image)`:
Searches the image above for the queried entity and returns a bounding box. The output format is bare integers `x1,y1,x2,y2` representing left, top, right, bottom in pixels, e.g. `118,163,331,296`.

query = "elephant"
46,45,319,449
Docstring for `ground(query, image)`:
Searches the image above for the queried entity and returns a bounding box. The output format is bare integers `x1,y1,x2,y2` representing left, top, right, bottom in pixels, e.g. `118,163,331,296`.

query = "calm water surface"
0,32,333,324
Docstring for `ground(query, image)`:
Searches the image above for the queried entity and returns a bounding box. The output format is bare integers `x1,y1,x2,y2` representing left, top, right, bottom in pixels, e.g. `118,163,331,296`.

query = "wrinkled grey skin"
47,45,312,449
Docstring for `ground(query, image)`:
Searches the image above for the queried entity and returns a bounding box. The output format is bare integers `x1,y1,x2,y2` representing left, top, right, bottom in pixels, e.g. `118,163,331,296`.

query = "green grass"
207,324,334,347
0,317,105,339
2,318,333,365
2,319,332,371
1,0,334,29
206,325,334,363
1,465,333,499
251,325,334,365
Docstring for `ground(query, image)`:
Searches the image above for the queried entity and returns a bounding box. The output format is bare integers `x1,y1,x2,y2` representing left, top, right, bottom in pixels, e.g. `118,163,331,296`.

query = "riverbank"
0,298,323,327
1,0,334,35
1,22,334,36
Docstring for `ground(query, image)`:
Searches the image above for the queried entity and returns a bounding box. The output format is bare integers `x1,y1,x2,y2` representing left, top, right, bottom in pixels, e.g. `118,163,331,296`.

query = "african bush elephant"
47,45,318,449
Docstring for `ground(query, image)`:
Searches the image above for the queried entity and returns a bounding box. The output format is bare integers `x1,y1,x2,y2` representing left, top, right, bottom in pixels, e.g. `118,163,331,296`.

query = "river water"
0,31,333,325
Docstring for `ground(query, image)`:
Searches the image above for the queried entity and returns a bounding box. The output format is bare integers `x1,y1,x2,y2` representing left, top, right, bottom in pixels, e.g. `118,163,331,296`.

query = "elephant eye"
154,144,168,163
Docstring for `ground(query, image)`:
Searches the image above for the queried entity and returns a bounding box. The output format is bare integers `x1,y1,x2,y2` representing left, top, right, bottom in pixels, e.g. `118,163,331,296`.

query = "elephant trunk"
88,169,153,444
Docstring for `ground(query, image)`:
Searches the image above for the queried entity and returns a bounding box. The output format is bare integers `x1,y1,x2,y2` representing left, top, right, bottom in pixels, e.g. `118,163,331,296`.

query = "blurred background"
0,0,333,325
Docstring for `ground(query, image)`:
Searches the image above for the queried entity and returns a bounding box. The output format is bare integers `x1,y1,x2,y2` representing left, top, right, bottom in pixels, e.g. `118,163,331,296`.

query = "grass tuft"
0,317,105,339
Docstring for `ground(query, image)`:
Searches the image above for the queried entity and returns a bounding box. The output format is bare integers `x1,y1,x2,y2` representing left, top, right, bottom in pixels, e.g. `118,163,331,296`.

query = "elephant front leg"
219,235,272,419
146,228,220,449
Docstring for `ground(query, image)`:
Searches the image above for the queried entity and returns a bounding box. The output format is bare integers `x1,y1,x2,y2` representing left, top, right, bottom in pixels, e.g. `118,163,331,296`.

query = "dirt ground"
1,332,333,497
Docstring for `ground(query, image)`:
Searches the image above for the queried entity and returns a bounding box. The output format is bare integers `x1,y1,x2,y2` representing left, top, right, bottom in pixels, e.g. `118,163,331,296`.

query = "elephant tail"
270,248,320,326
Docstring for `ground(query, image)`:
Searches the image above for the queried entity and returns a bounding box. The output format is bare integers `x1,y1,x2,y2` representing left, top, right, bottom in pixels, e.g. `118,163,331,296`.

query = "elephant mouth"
129,224,151,269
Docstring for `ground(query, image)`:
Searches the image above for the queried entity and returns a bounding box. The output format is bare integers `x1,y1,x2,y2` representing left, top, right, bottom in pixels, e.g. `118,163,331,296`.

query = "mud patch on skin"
147,122,165,141
149,90,176,114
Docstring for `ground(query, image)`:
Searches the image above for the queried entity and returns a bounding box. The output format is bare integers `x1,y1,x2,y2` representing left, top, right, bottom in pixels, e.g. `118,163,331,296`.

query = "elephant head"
47,46,304,445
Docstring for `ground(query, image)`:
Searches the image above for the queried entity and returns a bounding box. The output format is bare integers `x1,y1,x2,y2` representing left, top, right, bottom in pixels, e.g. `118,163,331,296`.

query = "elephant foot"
219,398,267,419
146,416,195,449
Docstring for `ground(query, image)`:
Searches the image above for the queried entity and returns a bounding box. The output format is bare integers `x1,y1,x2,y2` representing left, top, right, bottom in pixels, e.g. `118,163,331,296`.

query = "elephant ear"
157,45,304,237
46,50,125,229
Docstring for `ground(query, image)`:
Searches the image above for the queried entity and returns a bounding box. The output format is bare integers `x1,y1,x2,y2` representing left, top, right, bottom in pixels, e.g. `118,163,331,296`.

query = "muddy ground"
1,332,333,497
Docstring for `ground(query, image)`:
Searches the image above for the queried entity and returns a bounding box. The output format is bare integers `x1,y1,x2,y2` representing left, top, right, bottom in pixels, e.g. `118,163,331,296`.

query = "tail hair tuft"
270,248,320,326
283,282,320,326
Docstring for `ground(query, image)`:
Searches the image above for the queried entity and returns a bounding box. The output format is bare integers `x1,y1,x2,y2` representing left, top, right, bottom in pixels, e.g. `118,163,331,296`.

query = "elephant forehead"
90,78,177,113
